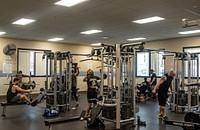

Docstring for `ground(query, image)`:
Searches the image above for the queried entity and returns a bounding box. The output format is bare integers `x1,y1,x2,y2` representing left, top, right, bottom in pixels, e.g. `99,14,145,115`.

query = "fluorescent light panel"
91,43,101,46
0,32,6,35
127,37,146,41
55,0,88,7
12,18,36,25
48,38,64,41
80,30,102,34
133,16,165,24
179,30,200,34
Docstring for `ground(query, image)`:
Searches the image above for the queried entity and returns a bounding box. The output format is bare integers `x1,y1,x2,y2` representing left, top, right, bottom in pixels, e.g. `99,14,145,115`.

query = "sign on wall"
3,56,13,74
87,64,93,69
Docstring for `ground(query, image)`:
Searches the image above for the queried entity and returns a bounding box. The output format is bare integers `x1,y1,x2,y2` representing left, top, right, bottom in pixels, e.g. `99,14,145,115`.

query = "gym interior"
0,0,200,130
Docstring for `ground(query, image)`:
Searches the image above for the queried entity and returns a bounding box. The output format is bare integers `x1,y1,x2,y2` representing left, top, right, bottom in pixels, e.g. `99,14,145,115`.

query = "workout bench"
1,101,27,117
44,116,80,130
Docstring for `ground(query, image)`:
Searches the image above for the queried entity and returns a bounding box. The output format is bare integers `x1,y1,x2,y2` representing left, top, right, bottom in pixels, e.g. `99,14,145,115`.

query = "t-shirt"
158,73,173,95
150,73,157,85
6,84,19,102
71,74,77,88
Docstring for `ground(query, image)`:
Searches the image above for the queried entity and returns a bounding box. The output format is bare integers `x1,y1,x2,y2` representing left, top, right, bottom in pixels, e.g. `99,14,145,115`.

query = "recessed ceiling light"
91,43,101,46
133,16,165,24
55,0,88,7
80,30,102,35
127,37,146,41
12,18,36,25
0,32,6,35
48,38,64,41
179,30,200,34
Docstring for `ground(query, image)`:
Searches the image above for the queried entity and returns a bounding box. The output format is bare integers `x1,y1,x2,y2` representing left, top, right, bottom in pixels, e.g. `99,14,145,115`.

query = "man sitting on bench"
6,78,32,104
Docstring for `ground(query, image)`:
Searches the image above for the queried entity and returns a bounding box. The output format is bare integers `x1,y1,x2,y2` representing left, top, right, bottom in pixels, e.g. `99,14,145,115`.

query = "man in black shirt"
152,70,176,120
71,67,79,107
7,78,32,104
83,69,100,115
150,69,157,100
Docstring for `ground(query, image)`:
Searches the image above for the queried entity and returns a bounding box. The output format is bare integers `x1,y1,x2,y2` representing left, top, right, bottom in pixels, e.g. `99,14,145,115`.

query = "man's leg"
72,88,79,106
19,94,32,104
160,106,165,115
86,102,92,115
158,93,165,119
9,95,21,103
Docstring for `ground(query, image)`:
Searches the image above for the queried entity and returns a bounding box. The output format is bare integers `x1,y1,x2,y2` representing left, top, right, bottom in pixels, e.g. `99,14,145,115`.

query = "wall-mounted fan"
3,43,16,55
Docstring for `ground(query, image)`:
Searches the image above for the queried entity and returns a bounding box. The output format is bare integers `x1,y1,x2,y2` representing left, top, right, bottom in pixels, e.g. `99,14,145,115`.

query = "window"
136,52,150,76
183,47,200,78
151,52,165,76
18,49,51,76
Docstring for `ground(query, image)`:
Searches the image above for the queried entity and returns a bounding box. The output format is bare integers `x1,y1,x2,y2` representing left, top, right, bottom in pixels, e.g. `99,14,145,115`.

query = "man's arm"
13,85,31,93
75,68,80,76
152,76,166,93
150,77,156,85
83,76,87,82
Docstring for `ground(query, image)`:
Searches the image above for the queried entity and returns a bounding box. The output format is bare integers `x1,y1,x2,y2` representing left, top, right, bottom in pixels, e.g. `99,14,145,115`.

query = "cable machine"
43,51,72,112
100,42,144,129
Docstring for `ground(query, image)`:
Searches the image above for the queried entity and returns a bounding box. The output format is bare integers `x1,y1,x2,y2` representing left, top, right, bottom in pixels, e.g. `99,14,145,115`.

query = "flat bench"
44,116,80,130
165,120,200,130
1,101,27,117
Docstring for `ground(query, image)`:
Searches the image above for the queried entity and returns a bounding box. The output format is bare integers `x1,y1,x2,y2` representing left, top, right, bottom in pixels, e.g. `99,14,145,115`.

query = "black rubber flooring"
0,93,185,130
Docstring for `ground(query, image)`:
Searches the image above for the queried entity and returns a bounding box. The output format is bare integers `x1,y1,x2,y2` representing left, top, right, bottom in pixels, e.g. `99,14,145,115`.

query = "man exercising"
7,78,32,104
152,70,176,120
150,69,157,100
83,69,100,115
71,67,79,107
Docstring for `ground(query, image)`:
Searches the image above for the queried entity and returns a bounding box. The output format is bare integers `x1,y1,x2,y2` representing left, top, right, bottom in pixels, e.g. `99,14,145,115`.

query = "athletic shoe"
76,102,79,107
162,115,169,121
158,114,163,119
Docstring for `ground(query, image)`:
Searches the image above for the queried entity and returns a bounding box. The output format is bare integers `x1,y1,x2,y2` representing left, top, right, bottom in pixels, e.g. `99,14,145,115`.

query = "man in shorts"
7,78,32,104
152,70,176,120
83,69,100,115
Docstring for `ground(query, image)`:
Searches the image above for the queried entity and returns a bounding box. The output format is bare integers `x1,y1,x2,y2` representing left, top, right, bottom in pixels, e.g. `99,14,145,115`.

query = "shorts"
9,96,20,103
87,89,97,104
158,92,167,106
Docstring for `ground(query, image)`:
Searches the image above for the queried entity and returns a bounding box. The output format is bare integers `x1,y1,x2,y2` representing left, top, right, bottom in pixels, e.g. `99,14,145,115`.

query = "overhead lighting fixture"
0,32,6,35
127,37,146,41
48,38,64,41
55,0,88,7
179,30,200,34
12,18,36,25
91,43,101,46
133,16,165,24
80,29,102,35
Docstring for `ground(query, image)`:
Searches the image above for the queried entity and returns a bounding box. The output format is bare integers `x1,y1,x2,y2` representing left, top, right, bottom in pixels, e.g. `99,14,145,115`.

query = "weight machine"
140,48,200,112
99,42,145,129
43,51,72,112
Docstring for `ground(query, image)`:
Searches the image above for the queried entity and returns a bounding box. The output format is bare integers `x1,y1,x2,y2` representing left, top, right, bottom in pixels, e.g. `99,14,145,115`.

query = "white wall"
0,38,100,95
0,36,200,95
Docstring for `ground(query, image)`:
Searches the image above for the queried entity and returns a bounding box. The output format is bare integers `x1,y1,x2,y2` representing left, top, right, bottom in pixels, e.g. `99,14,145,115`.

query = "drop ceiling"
0,0,200,45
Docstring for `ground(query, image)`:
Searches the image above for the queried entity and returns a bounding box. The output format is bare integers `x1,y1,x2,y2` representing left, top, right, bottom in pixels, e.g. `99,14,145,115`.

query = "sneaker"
162,115,169,121
158,114,163,119
76,102,79,107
